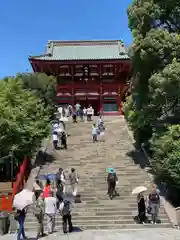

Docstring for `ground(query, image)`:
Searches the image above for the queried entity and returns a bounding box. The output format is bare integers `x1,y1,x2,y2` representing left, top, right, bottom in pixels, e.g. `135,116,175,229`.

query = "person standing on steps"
148,186,160,224
83,106,87,121
15,208,28,240
69,168,79,196
92,123,98,142
56,168,66,193
59,199,73,234
32,179,43,200
56,179,64,207
107,168,118,199
44,191,57,235
72,109,77,123
75,102,81,118
52,131,58,150
43,178,52,198
34,193,45,239
61,131,67,149
137,192,146,224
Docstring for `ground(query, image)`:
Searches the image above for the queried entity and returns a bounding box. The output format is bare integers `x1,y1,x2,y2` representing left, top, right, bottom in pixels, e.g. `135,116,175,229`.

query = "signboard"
104,96,116,100
56,97,71,100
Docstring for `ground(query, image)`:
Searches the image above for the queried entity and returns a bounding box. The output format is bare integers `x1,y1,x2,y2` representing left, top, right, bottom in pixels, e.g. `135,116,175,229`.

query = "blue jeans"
17,217,26,240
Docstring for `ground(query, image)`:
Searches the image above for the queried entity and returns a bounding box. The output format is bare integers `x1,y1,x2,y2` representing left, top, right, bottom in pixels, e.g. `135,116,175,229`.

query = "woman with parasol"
132,186,147,224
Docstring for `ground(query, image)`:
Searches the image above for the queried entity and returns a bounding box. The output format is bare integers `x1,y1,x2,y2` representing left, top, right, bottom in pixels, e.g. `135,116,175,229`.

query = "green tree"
126,0,180,186
16,73,56,118
0,78,50,163
151,125,180,185
126,0,180,145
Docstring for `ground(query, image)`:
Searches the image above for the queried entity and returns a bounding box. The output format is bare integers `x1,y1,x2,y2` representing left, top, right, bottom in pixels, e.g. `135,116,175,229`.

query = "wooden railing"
0,157,31,212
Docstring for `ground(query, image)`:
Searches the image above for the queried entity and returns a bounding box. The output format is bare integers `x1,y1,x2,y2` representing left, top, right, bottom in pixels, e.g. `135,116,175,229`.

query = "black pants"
138,210,146,223
61,137,67,149
53,140,58,149
34,190,41,200
72,115,77,123
56,195,63,209
93,135,97,142
108,181,116,198
62,214,73,233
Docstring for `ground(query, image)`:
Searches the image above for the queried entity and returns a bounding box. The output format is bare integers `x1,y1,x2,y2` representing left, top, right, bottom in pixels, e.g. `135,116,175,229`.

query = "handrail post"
175,206,180,228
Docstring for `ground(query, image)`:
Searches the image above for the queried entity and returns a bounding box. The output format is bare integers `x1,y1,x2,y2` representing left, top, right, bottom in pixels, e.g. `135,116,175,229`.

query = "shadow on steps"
127,145,180,208
33,150,55,168
126,145,150,169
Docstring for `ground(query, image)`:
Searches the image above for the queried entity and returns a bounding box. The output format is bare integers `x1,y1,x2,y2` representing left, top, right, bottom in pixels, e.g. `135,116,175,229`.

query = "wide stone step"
25,218,170,225
27,209,167,216
26,213,168,222
24,222,172,231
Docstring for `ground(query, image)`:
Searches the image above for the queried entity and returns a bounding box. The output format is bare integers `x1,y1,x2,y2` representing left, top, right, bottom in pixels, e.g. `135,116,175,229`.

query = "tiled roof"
29,40,129,61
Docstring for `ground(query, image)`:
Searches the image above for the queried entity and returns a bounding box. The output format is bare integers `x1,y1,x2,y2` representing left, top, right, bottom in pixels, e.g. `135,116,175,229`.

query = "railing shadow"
127,143,180,209
33,150,55,168
126,144,150,169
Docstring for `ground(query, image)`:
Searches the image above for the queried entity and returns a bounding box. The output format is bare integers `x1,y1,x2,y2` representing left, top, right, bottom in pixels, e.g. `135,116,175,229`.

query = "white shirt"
52,134,58,141
61,172,65,183
58,107,62,113
92,126,97,135
75,103,80,110
44,197,57,214
83,108,87,114
87,107,91,115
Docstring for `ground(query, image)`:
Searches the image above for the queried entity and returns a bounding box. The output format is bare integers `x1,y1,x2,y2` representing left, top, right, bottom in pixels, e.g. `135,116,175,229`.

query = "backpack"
56,172,61,183
34,202,42,218
69,172,78,184
108,173,115,183
62,200,70,216
14,211,20,221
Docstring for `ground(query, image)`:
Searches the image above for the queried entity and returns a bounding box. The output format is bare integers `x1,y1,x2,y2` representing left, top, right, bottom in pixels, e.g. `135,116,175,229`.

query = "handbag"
147,206,151,214
14,211,20,221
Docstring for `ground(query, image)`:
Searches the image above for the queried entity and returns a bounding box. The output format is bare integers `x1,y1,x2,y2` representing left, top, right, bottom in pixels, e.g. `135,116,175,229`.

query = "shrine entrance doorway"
78,98,100,115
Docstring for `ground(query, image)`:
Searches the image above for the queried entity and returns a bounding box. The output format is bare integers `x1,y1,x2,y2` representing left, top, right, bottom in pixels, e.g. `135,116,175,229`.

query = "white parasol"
132,186,147,195
13,189,35,210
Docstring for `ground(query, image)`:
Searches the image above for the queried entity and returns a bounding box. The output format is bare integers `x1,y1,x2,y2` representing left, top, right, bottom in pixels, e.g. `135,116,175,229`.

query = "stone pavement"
24,116,171,231
1,229,180,240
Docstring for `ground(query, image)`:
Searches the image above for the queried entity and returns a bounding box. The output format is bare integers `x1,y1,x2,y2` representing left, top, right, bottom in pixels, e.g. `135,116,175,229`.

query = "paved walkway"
2,229,180,240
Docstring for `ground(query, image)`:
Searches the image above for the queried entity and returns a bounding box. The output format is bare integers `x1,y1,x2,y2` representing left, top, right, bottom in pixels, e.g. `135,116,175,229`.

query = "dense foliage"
16,73,56,118
125,0,180,186
0,78,50,162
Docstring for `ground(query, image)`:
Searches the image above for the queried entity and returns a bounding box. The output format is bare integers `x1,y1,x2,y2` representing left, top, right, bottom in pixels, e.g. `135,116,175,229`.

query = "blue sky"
0,0,132,78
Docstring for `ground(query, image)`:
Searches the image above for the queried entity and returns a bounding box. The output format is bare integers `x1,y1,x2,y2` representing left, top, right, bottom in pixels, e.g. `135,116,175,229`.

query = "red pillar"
99,83,103,112
117,85,122,114
72,85,75,107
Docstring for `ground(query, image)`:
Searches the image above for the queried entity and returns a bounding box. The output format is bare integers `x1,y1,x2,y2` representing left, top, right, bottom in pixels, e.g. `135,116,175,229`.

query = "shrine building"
29,40,131,115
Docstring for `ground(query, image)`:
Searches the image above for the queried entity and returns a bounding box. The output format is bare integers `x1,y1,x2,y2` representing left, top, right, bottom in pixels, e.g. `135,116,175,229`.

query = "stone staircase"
24,116,171,231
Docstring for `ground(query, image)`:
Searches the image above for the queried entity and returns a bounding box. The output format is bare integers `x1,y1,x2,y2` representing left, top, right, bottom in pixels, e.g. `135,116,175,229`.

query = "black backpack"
108,173,115,183
62,200,70,216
